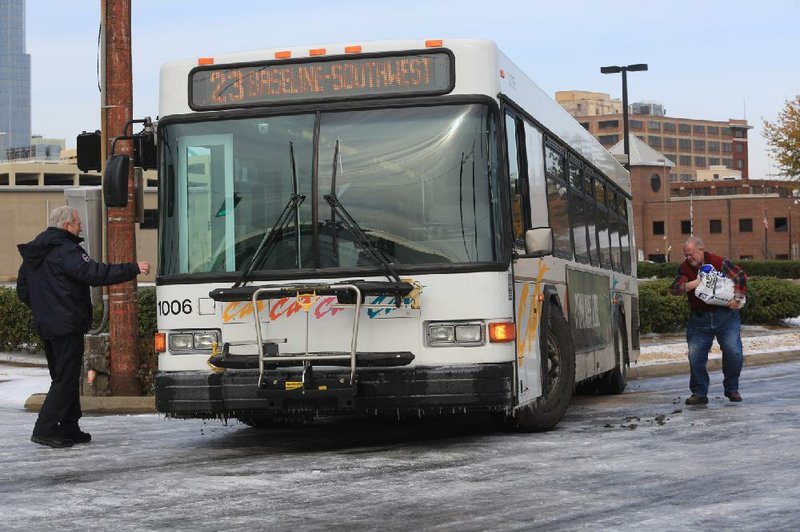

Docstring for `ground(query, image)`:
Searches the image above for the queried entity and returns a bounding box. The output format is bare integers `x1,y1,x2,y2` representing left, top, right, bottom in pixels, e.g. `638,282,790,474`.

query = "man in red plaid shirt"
671,236,747,405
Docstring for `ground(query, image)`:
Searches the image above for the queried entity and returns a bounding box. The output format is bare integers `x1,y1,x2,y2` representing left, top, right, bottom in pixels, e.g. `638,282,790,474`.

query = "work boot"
60,427,92,444
685,394,709,405
724,391,743,402
31,434,74,448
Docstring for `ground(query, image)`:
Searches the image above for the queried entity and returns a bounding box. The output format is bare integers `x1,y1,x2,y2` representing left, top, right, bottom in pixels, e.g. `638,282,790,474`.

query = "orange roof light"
309,48,326,56
274,50,291,59
155,332,166,353
345,45,362,54
425,39,444,48
197,57,214,65
489,322,516,343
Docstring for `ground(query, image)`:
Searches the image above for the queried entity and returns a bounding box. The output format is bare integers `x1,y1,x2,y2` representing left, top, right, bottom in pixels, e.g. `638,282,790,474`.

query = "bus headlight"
426,321,484,347
168,330,220,352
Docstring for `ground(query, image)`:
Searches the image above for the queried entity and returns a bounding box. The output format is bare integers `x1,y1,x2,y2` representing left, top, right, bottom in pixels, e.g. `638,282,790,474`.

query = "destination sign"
190,52,453,110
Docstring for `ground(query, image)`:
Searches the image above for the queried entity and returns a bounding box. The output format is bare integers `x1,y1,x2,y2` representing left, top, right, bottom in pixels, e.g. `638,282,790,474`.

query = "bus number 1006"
159,299,193,316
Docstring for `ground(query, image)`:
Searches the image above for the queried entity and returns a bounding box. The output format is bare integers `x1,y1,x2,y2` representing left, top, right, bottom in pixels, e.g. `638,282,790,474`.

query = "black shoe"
61,429,91,444
31,434,74,448
725,391,743,402
685,394,709,405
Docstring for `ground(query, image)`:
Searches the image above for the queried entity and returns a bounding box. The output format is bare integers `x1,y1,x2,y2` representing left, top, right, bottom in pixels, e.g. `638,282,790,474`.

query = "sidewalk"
6,332,800,415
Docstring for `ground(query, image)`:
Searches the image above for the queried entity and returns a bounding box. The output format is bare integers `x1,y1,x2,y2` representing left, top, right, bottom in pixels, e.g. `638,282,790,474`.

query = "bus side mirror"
134,130,158,170
524,227,553,257
103,154,130,207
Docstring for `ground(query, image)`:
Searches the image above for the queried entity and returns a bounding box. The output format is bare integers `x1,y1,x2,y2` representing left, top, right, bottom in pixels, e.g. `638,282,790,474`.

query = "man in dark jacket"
17,206,149,448
670,236,747,406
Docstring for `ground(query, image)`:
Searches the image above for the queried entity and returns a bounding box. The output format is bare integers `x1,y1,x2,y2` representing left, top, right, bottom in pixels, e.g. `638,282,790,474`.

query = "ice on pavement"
0,365,50,409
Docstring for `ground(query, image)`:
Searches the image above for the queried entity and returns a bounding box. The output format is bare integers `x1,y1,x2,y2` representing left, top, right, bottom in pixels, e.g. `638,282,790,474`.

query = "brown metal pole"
103,0,140,396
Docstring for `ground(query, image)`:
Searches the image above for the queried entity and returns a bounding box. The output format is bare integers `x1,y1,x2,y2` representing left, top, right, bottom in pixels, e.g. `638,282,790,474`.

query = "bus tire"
510,304,575,432
598,320,628,395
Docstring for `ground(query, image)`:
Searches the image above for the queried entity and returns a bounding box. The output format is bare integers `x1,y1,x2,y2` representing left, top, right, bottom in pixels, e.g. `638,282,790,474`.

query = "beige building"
1,159,157,282
555,90,622,116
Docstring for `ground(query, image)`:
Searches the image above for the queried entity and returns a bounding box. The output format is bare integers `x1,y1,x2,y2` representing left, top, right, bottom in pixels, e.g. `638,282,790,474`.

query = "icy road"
1,361,799,530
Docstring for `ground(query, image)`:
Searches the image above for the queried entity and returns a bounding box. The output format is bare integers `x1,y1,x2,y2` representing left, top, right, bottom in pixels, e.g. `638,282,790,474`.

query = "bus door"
566,268,612,381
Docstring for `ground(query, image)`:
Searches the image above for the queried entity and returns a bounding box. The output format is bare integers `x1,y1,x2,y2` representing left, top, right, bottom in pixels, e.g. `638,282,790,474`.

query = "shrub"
638,276,800,332
0,287,43,352
638,260,800,280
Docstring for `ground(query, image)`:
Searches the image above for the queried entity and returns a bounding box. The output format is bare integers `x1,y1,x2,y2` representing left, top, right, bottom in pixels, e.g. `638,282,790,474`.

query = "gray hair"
49,206,78,229
684,236,705,249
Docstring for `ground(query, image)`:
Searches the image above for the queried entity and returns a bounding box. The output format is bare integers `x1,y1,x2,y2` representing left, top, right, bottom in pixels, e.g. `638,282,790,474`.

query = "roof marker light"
309,48,326,56
345,45,362,54
274,50,291,59
425,39,444,48
197,57,214,65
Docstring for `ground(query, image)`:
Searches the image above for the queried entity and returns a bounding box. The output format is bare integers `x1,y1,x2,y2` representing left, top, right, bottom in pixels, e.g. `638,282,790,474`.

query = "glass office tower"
0,0,32,159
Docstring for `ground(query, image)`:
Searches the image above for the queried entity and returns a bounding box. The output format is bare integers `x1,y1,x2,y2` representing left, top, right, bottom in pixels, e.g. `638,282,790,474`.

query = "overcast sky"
25,0,800,179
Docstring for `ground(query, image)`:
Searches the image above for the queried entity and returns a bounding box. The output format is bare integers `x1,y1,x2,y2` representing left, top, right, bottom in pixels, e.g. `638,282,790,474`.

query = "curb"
24,393,156,415
629,349,800,380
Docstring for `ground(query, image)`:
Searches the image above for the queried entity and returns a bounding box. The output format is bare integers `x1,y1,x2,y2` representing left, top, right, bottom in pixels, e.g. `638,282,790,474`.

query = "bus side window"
505,114,526,242
584,172,600,266
595,179,613,269
568,159,589,263
544,143,571,258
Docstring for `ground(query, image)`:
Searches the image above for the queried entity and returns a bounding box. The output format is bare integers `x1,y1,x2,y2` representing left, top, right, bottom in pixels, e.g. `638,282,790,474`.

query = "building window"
735,143,744,153
708,126,719,135
734,129,747,138
663,122,676,132
664,137,676,149
599,120,619,129
629,120,643,130
647,121,661,130
709,157,720,166
695,156,707,167
599,134,619,145
681,220,691,234
740,255,753,260
679,123,691,133
775,217,788,232
679,138,692,150
739,218,753,232
664,154,677,164
693,125,706,134
580,122,590,130
722,127,732,136
723,158,732,167
710,219,722,233
648,136,662,147
776,254,790,260
723,143,732,153
736,160,744,169
679,155,692,166
141,209,159,230
708,141,720,153
693,140,706,151
650,173,661,192
653,221,665,235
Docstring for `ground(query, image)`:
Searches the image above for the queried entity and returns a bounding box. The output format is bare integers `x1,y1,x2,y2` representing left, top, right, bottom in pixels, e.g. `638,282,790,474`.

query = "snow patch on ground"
0,365,50,409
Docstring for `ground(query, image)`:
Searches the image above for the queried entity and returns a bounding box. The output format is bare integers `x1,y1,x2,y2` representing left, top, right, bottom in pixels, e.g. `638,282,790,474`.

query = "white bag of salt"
694,264,740,307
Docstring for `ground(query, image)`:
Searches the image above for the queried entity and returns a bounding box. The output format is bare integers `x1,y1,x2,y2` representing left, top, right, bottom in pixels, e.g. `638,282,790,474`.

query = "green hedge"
639,260,800,280
639,277,800,333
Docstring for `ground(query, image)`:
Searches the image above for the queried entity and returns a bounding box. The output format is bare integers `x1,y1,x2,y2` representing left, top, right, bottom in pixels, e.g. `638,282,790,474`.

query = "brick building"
555,91,750,182
619,137,800,262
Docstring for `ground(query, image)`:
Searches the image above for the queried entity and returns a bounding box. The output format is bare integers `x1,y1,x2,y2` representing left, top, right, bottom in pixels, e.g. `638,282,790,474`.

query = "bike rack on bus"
208,280,417,395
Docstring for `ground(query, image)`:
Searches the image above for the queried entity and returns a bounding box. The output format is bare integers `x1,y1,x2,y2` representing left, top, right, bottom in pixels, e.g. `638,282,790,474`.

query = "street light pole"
601,63,648,170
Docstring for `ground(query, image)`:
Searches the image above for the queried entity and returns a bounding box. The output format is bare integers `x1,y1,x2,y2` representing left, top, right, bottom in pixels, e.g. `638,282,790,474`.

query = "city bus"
152,39,639,431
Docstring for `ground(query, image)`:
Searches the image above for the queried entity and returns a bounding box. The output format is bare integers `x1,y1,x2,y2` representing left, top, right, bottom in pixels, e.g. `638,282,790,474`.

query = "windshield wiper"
322,193,401,284
233,141,305,288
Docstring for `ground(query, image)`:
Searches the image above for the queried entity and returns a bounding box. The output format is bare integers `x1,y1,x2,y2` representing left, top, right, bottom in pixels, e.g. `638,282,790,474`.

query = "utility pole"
103,0,140,396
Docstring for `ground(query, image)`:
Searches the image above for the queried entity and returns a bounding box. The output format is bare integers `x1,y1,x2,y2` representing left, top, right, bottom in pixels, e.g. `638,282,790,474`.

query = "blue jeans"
686,308,743,397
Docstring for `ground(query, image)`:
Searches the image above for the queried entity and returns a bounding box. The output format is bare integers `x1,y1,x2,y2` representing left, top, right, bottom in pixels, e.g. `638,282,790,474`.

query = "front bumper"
155,363,514,418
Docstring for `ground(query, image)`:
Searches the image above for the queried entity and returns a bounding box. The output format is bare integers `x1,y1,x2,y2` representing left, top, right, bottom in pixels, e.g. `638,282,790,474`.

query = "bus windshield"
159,103,501,275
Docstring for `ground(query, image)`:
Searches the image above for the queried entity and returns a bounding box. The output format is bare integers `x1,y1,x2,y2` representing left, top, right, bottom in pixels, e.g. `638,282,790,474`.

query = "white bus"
152,39,639,431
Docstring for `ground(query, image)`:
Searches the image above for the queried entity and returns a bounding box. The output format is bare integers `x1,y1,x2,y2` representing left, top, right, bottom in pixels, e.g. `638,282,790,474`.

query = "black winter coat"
17,227,140,339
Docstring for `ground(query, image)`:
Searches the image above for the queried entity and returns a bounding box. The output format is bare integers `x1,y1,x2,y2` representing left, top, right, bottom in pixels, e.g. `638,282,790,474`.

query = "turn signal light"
425,39,444,48
309,48,326,56
274,50,291,59
197,57,214,65
345,45,362,54
489,322,516,343
155,332,166,353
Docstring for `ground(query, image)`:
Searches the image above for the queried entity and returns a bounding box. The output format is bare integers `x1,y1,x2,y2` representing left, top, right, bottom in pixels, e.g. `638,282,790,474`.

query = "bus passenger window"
545,145,571,257
568,161,589,262
505,114,525,241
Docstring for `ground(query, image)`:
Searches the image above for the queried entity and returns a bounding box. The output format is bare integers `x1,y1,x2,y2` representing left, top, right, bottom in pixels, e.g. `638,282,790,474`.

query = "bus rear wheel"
509,306,575,432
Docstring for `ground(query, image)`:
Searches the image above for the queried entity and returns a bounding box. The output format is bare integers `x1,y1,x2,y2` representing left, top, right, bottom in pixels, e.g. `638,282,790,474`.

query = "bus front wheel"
510,305,575,432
